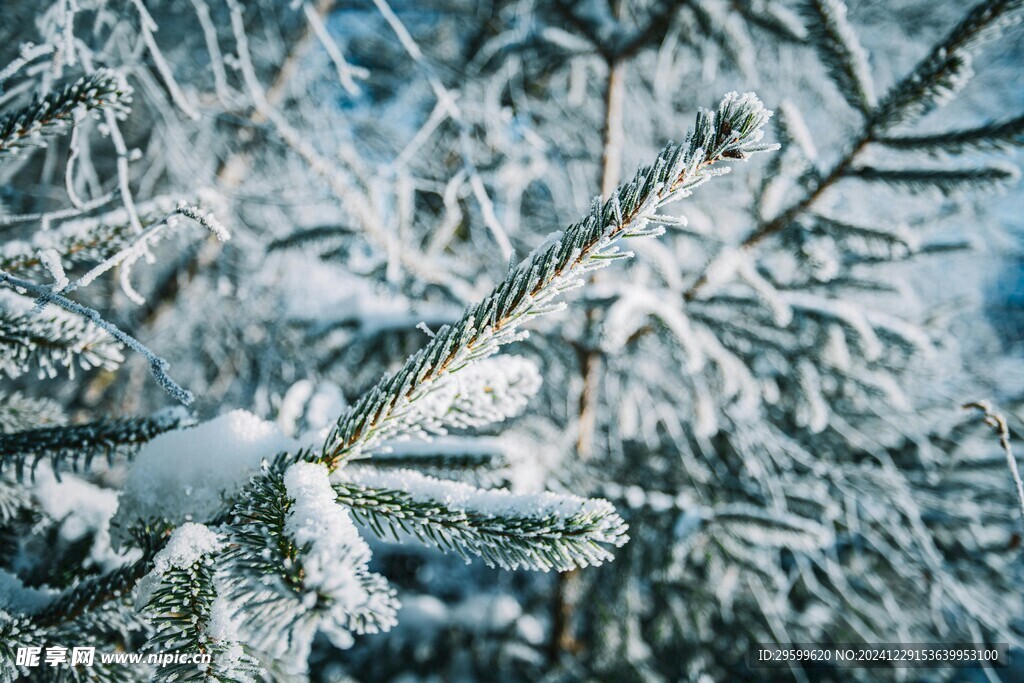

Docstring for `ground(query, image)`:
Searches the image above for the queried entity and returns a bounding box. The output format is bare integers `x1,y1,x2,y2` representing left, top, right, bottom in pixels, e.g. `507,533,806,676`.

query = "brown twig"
964,400,1024,530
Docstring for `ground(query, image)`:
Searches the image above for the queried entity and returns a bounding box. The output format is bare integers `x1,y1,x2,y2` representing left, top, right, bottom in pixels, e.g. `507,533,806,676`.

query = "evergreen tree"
0,1,1022,681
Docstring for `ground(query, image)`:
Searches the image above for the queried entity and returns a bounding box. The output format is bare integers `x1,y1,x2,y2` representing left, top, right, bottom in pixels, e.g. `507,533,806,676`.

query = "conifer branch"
0,409,189,481
685,0,1023,301
802,0,876,114
223,463,399,659
370,437,509,472
32,559,151,628
335,468,629,572
850,164,1019,194
321,92,778,467
0,272,194,405
0,391,64,433
0,69,132,158
876,114,1024,154
871,0,1024,129
0,294,124,380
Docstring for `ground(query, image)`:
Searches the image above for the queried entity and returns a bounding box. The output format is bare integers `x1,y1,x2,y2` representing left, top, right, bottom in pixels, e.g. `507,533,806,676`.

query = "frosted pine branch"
802,0,876,114
222,462,399,666
0,69,131,158
0,408,189,481
871,0,1024,130
335,467,629,572
370,437,510,473
0,292,124,380
321,92,778,466
0,392,64,433
0,273,194,405
136,523,256,682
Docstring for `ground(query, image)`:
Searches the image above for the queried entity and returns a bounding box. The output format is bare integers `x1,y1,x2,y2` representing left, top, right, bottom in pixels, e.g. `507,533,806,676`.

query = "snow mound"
113,410,298,543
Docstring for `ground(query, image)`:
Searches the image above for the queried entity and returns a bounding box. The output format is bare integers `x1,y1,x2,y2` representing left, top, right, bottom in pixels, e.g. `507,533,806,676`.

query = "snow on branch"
135,523,256,681
222,462,398,669
320,92,778,466
0,69,131,158
0,407,190,482
335,466,629,572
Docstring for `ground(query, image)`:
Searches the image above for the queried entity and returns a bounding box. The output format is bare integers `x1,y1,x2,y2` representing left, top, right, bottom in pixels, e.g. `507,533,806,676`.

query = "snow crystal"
113,410,298,542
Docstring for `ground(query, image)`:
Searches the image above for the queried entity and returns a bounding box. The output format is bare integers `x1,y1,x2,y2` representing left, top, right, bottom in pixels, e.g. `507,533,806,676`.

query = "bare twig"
964,400,1024,529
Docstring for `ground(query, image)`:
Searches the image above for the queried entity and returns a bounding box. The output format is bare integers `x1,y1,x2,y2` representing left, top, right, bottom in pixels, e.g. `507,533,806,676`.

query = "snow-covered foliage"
1,0,1023,681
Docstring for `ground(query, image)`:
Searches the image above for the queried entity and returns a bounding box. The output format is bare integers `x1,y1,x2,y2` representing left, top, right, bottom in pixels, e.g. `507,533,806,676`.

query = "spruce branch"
876,114,1024,154
963,401,1024,530
320,92,777,467
222,462,398,660
0,408,189,481
0,391,65,433
802,0,876,114
685,0,1024,301
334,467,629,572
850,164,1019,194
0,295,124,380
370,437,509,473
137,524,257,681
0,272,194,405
871,0,1024,130
32,558,151,628
0,69,132,158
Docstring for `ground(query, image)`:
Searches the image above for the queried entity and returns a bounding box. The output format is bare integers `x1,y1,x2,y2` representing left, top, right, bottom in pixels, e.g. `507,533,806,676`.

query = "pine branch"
871,0,1024,130
877,114,1024,154
222,462,398,661
320,92,777,467
688,0,1024,300
0,294,124,380
0,391,64,433
137,524,257,681
0,272,194,405
0,194,198,276
334,467,629,572
32,558,151,628
0,69,132,158
266,224,356,252
0,408,189,481
802,0,876,115
810,214,917,260
849,164,1019,194
371,437,509,472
